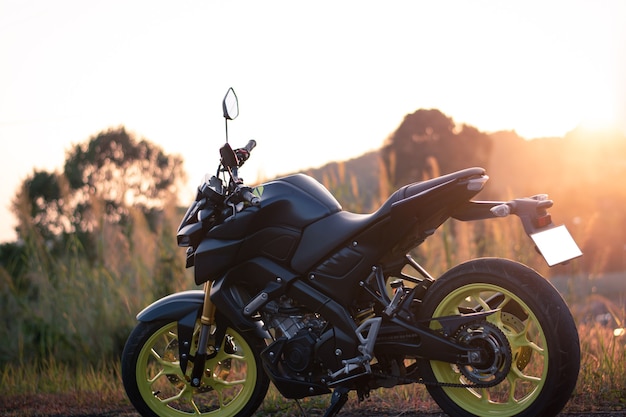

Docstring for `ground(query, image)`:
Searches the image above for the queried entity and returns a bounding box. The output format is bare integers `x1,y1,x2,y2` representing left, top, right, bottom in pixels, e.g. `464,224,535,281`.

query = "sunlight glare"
579,105,619,133
576,84,621,134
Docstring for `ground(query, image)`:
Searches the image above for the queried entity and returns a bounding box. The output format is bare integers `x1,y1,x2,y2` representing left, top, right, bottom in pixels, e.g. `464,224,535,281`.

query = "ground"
2,393,626,417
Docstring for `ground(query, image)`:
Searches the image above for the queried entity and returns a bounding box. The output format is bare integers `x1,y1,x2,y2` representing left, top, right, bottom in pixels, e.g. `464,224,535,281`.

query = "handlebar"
234,140,256,167
243,139,256,153
233,141,259,205
241,188,260,206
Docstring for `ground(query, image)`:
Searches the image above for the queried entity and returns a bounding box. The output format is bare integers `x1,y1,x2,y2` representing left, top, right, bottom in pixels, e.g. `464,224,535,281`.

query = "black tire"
121,317,269,417
416,258,580,417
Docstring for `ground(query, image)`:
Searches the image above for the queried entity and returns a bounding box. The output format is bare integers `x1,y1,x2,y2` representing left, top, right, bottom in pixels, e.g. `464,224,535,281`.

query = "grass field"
2,214,624,415
2,319,624,415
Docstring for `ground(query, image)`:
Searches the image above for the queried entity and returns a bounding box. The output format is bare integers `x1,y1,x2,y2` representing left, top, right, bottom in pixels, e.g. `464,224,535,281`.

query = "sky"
1,0,625,243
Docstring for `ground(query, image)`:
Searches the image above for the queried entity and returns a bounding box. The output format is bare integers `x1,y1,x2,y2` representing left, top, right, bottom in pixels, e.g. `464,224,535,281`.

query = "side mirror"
222,88,239,120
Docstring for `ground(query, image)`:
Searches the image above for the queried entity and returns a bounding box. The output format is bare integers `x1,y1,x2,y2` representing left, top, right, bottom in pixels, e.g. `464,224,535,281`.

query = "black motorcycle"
122,88,582,417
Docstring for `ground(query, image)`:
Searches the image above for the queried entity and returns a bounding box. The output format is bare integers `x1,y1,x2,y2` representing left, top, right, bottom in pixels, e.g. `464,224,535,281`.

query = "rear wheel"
122,317,269,417
417,258,580,417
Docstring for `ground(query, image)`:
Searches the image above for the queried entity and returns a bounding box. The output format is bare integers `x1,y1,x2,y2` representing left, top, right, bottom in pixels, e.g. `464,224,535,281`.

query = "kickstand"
294,398,308,417
322,387,350,417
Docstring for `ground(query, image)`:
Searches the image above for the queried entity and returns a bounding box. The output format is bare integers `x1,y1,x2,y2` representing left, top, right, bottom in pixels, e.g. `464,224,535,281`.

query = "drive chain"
373,371,502,389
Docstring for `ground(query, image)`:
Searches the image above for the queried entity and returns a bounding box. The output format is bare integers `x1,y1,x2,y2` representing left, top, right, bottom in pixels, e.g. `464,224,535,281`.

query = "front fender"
136,290,204,322
136,289,270,340
135,290,203,373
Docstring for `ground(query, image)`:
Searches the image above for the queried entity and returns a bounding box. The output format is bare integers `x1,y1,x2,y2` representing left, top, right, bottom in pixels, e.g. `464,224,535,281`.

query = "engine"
261,297,328,375
260,296,413,398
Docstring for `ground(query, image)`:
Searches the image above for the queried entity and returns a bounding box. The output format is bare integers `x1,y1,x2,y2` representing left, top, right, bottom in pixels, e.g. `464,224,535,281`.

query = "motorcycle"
122,88,582,417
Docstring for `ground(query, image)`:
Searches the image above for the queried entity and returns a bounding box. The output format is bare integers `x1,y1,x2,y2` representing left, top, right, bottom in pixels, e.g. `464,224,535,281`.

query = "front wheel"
416,258,580,417
121,317,269,417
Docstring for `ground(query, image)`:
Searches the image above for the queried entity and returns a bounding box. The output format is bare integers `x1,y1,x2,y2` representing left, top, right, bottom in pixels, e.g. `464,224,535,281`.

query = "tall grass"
574,323,626,411
0,204,190,366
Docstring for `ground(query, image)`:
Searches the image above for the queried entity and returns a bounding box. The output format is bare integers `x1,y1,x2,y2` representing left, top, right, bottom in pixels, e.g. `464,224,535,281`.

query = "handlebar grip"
241,189,260,206
234,140,256,167
244,139,256,153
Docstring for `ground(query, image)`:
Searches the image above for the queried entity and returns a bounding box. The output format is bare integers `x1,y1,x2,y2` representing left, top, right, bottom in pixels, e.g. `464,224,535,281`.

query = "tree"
381,109,492,187
64,126,185,231
12,126,186,258
13,170,71,244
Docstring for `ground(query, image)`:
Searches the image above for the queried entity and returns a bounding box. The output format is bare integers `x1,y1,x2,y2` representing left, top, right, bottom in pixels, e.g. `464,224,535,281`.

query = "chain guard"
374,320,512,389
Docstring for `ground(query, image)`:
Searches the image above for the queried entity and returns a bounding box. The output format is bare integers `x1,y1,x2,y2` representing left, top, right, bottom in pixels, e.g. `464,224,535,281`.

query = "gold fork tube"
201,282,216,326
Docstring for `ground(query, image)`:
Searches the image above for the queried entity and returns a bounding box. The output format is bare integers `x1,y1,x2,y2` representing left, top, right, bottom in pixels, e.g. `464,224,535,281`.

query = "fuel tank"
194,174,341,284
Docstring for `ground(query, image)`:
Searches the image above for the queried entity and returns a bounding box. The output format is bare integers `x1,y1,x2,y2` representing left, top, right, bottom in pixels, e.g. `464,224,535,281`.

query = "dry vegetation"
2,319,626,416
1,122,625,415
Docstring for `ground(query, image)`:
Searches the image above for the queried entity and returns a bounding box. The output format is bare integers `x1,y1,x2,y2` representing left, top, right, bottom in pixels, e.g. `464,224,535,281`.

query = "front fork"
190,282,219,387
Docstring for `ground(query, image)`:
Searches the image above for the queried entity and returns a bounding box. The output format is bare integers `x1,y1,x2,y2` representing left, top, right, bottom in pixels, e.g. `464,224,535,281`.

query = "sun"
578,102,620,133
574,84,624,135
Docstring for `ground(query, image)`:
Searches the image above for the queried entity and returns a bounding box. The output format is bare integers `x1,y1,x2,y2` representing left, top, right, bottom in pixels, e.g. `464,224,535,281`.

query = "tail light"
534,213,552,228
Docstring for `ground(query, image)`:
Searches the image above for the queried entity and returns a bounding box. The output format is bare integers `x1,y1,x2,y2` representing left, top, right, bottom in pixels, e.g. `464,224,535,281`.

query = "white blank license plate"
531,225,583,266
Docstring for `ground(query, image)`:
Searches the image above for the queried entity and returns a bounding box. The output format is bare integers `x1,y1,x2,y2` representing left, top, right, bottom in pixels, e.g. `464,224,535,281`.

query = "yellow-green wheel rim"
135,322,258,416
429,283,549,416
